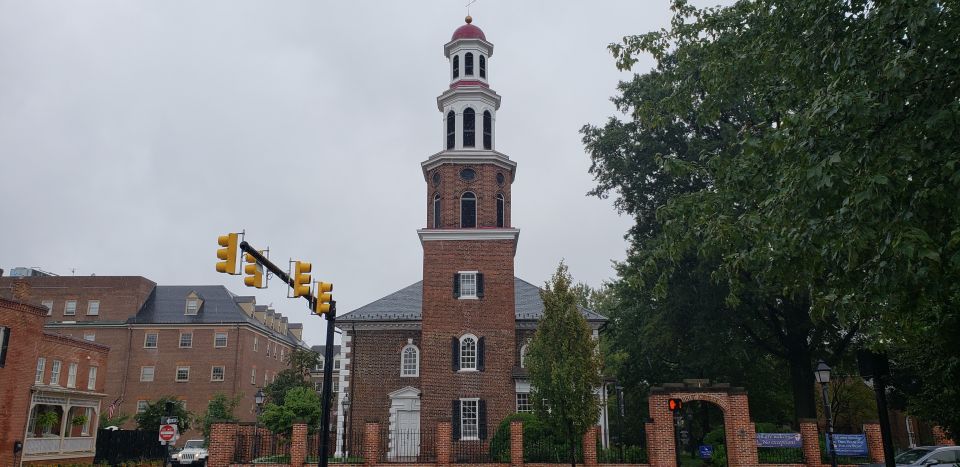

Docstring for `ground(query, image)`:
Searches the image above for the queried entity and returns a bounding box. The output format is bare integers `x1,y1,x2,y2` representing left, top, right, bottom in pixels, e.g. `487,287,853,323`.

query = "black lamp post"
815,361,838,467
340,395,351,458
254,388,265,461
615,385,625,460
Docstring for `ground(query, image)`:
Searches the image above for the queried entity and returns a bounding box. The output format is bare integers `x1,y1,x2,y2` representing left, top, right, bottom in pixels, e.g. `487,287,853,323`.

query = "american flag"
107,396,122,419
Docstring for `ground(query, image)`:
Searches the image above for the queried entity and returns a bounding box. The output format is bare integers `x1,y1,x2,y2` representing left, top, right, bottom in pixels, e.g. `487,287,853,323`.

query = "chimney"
289,323,303,341
281,316,289,335
11,279,32,302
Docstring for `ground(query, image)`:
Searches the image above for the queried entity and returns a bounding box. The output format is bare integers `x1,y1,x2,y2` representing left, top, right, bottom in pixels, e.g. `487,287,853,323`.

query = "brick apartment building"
330,18,607,458
1,295,110,466
0,272,309,440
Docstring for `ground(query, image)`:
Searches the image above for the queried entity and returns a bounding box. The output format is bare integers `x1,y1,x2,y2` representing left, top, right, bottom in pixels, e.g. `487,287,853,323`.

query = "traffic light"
292,261,312,297
243,252,266,288
314,281,333,314
668,398,683,412
215,233,239,274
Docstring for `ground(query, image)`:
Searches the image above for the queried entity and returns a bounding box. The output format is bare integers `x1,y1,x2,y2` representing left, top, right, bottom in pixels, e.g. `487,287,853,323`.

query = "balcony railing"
24,436,95,456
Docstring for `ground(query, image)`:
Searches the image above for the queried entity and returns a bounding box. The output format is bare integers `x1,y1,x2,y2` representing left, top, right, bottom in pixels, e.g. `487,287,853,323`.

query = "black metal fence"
524,439,584,464
758,447,805,464
597,444,648,464
451,439,495,464
94,429,167,465
232,429,291,464
379,427,437,463
307,429,365,464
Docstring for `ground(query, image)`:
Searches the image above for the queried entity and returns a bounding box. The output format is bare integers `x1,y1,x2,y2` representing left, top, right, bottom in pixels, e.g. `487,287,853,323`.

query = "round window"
496,172,505,186
432,171,441,186
460,168,477,181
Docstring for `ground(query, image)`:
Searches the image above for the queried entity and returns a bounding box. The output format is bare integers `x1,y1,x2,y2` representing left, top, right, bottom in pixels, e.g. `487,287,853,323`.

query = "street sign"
698,445,713,459
159,424,178,444
165,416,179,425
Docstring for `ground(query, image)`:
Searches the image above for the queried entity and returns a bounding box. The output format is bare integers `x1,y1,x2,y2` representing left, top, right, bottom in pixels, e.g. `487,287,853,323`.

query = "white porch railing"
24,437,95,455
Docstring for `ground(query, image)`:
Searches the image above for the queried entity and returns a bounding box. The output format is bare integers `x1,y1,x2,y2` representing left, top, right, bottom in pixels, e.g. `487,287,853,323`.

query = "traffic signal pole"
237,240,337,467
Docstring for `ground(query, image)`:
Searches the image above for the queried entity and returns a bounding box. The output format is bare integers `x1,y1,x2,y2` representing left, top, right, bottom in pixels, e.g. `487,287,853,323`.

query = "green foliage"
99,411,130,428
263,348,319,406
70,414,88,427
200,392,241,441
134,396,192,431
526,262,603,466
489,413,568,462
259,386,322,434
36,411,59,430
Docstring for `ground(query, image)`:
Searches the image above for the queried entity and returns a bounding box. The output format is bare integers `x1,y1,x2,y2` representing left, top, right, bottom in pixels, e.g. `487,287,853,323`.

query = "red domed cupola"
452,16,486,41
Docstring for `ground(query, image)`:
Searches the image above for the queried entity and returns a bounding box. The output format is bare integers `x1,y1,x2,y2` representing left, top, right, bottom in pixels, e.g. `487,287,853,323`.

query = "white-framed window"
35,357,46,383
67,362,78,388
516,393,531,413
41,300,54,316
520,344,529,368
83,332,96,342
264,371,268,386
140,366,155,382
459,272,478,298
185,299,200,315
334,358,340,370
266,342,271,357
176,366,190,382
460,398,480,440
280,348,285,361
251,367,256,385
81,407,93,435
144,332,158,348
460,335,478,371
211,366,225,381
179,332,193,348
137,400,148,413
64,300,77,316
87,366,98,390
214,332,228,348
254,336,259,352
333,379,339,392
87,300,100,316
401,344,419,377
50,360,62,385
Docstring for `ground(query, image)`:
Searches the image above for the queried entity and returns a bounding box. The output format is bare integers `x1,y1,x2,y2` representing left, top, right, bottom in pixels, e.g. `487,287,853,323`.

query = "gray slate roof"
337,277,606,323
128,285,300,345
310,345,341,355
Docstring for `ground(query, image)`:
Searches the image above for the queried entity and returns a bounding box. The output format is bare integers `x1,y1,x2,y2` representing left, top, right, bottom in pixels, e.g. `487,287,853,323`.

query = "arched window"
463,108,476,148
460,335,477,370
453,55,459,79
446,111,456,149
460,192,477,228
465,52,474,76
401,344,419,377
520,344,528,368
479,55,486,78
433,193,442,228
483,111,492,150
496,193,504,228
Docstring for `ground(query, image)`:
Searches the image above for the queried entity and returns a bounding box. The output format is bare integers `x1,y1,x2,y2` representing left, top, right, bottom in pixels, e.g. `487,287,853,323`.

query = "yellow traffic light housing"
292,261,312,297
243,252,266,288
215,233,239,274
314,281,333,314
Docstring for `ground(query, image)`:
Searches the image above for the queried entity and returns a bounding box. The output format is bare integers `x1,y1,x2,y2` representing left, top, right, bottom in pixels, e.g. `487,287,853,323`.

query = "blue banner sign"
826,434,868,456
698,445,714,459
756,433,802,448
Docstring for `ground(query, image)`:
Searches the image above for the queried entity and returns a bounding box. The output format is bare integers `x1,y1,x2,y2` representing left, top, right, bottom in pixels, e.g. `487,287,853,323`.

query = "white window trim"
401,344,420,377
251,367,256,385
519,343,528,368
175,366,190,382
144,333,158,348
67,362,78,388
185,299,200,315
87,366,98,390
516,392,532,413
50,360,62,385
83,332,96,342
254,336,259,352
137,400,148,413
179,332,193,348
459,334,479,372
140,366,155,382
64,300,77,316
86,300,100,316
211,366,225,382
460,398,480,441
458,271,479,299
41,300,54,316
81,407,93,435
35,357,46,384
214,332,228,348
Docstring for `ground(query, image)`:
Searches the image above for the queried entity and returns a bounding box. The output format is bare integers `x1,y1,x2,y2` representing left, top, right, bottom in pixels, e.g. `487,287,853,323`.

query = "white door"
393,409,420,459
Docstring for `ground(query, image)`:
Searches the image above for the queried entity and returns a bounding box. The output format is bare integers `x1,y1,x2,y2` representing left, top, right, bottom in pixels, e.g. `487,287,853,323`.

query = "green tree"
199,392,242,441
135,396,192,432
99,411,131,428
259,386,322,434
264,347,320,406
526,263,603,467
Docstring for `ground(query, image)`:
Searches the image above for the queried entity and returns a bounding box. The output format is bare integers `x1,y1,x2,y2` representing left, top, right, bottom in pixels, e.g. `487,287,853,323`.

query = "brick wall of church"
344,328,422,426
425,164,512,229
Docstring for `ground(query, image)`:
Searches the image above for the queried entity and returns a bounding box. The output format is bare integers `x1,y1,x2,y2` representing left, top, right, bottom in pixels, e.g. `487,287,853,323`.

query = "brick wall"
425,164,512,230
0,298,47,467
0,275,156,323
345,329,421,427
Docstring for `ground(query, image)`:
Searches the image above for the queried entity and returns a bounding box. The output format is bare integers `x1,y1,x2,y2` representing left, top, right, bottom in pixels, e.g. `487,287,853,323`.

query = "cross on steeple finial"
465,0,477,21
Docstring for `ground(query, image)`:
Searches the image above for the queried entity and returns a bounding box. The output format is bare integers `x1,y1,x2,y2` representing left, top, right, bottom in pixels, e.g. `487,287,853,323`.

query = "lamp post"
615,385,625,461
340,395,351,458
815,361,838,467
254,388,265,461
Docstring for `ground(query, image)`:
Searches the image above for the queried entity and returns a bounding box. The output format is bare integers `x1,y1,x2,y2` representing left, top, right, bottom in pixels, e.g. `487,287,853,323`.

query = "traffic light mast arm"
239,241,316,310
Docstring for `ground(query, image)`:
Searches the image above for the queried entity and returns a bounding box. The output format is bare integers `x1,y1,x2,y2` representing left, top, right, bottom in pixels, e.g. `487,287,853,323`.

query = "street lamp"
254,388,265,461
615,385,625,461
815,361,838,467
340,395,351,457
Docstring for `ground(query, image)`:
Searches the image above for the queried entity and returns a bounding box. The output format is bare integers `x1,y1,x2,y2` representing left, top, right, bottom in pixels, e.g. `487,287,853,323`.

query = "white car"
170,439,208,465
865,446,960,466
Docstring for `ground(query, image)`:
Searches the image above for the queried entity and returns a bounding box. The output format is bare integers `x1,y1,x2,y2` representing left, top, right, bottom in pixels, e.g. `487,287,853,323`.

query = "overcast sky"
0,1,725,345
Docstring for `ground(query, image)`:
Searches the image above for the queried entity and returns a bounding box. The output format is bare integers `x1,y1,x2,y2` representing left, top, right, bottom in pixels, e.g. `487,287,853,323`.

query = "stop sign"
159,424,177,442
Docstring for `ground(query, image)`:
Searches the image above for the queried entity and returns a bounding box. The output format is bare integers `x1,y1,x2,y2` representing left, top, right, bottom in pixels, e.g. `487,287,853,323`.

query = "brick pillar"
863,422,884,464
291,423,308,467
647,392,676,467
799,419,822,467
438,422,452,467
363,422,380,467
11,280,30,301
583,426,599,467
510,421,523,467
933,426,955,446
208,422,238,467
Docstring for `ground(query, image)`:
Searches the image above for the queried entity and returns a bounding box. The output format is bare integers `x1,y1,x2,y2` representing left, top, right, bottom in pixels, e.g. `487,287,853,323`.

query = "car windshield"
184,440,205,449
894,448,933,464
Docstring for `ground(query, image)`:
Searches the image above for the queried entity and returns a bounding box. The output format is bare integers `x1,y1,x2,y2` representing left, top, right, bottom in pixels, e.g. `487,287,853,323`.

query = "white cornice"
437,87,502,111
421,151,517,179
335,322,422,331
443,38,494,57
417,228,520,243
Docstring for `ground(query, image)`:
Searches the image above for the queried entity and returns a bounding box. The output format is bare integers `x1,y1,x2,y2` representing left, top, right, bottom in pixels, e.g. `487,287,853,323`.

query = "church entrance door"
388,387,421,461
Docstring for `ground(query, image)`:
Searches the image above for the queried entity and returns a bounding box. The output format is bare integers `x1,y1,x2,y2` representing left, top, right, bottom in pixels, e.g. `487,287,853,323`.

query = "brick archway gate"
645,380,758,467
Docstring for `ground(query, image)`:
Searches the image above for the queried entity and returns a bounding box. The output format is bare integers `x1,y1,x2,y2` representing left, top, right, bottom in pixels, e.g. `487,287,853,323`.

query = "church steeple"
439,16,499,152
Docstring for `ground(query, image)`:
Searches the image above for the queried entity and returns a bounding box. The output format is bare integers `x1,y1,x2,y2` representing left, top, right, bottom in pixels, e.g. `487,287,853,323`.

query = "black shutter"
477,337,485,371
476,273,484,298
452,400,461,440
453,273,461,298
452,337,460,371
478,400,488,440
0,327,9,367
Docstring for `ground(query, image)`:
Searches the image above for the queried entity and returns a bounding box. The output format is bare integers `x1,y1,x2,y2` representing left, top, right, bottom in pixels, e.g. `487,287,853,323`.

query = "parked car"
170,439,208,465
866,446,960,466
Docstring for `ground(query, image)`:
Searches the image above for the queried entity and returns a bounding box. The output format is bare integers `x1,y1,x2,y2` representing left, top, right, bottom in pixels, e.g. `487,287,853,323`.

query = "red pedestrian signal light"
668,398,683,412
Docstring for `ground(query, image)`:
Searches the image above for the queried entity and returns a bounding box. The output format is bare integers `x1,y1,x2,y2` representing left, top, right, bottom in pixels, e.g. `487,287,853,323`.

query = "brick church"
332,17,608,458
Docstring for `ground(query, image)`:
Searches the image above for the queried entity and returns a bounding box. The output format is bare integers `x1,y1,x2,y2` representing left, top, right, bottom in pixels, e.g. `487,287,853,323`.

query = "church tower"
418,16,520,439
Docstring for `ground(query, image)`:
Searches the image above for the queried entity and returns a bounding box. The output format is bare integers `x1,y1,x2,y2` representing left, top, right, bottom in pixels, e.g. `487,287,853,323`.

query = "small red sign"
159,424,177,442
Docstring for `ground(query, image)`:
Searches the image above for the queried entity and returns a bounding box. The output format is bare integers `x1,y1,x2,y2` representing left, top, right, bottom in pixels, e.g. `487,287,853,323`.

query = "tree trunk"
786,341,817,421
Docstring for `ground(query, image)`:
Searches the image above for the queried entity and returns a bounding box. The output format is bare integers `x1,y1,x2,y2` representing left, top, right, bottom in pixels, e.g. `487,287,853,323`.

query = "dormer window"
185,292,202,315
465,52,474,76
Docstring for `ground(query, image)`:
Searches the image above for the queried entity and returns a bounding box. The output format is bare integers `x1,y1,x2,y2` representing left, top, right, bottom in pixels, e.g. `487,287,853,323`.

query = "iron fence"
93,429,167,465
524,439,583,464
307,429,365,464
232,427,291,464
379,427,437,463
758,447,805,464
597,444,648,464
